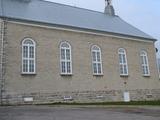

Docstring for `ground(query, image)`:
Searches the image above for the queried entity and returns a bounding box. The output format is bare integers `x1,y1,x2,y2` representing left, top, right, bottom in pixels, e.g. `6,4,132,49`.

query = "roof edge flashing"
11,0,31,3
5,17,156,42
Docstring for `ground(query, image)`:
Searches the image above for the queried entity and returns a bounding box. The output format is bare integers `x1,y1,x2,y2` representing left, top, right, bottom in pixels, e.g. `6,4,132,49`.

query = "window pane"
98,63,102,74
23,46,28,58
29,46,34,58
119,49,125,53
119,54,123,64
92,52,96,62
142,66,145,74
122,54,126,63
31,60,35,72
23,60,28,72
141,56,144,64
92,46,99,51
61,49,65,60
120,64,123,74
93,63,97,74
124,65,127,74
141,51,145,56
145,66,149,75
144,56,147,64
66,49,70,60
61,62,66,73
29,60,32,72
67,62,71,73
29,60,34,72
61,43,69,48
97,52,100,62
24,40,34,45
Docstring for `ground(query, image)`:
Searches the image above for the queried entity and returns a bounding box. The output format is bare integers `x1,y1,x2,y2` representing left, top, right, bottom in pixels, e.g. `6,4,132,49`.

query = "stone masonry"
1,20,160,105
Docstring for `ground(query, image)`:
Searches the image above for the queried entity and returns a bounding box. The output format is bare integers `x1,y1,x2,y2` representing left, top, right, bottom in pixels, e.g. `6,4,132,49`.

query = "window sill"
120,74,129,77
21,73,37,77
93,74,104,76
60,73,73,76
21,73,36,76
143,75,150,77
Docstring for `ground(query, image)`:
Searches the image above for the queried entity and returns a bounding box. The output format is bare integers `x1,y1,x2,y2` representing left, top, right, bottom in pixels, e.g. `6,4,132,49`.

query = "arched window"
60,41,72,75
140,50,150,76
22,38,36,74
91,45,103,75
118,48,128,76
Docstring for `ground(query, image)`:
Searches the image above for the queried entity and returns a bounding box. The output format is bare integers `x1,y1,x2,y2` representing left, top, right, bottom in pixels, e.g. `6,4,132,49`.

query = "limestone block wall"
0,19,3,72
1,20,160,105
3,89,160,105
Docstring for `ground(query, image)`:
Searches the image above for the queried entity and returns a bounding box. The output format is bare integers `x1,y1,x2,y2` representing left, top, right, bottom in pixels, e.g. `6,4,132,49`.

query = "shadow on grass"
37,101,160,106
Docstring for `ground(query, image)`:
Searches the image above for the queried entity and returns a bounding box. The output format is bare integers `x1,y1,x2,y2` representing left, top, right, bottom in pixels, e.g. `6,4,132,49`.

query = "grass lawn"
38,101,160,106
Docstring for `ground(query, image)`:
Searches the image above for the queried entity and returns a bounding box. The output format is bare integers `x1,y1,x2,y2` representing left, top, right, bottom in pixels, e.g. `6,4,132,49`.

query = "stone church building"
0,0,160,105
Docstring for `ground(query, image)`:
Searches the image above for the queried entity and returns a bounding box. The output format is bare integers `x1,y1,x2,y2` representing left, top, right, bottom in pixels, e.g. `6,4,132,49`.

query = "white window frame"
118,48,128,76
60,41,72,75
91,45,103,75
140,50,150,76
22,38,36,74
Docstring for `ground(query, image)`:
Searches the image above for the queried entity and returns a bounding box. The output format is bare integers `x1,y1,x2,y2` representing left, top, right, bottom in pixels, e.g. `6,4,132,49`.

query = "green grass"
38,101,160,106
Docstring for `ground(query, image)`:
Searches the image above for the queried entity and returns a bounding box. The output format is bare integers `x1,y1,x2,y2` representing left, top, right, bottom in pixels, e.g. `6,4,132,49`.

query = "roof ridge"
40,0,108,15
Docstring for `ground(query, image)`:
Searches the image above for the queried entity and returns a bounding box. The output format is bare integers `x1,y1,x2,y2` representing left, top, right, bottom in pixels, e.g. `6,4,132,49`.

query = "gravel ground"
0,105,160,120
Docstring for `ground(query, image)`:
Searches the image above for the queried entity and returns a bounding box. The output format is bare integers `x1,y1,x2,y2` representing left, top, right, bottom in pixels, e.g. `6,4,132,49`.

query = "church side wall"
0,19,2,89
0,19,3,103
0,19,3,66
3,21,160,105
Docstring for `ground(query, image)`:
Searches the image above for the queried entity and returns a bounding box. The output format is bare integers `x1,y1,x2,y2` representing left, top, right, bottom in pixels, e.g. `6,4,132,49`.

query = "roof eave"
1,16,157,42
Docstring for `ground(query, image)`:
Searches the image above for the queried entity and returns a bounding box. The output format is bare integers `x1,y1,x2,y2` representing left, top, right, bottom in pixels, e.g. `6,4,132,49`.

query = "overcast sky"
46,0,160,57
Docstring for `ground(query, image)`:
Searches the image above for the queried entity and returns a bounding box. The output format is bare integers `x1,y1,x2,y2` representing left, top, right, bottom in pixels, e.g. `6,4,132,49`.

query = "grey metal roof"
0,0,156,41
